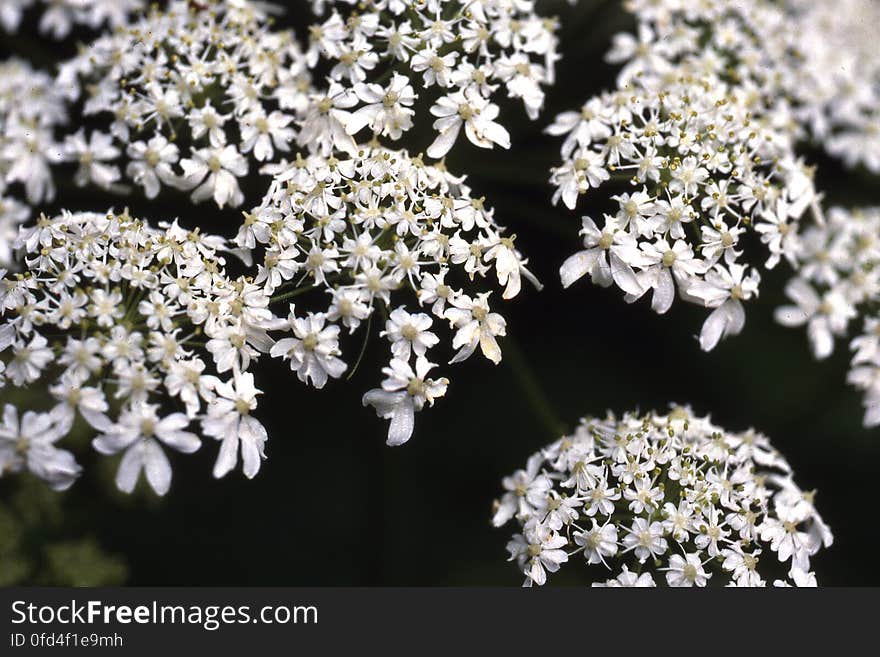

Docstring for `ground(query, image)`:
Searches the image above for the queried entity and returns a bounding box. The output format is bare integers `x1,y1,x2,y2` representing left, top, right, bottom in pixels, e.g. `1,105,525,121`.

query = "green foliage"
0,476,127,586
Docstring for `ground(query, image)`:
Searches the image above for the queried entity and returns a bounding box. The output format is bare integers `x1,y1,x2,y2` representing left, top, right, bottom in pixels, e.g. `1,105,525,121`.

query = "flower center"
406,377,425,397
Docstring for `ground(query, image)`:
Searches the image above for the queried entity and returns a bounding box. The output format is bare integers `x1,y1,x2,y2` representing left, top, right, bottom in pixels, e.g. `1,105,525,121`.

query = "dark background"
1,0,878,585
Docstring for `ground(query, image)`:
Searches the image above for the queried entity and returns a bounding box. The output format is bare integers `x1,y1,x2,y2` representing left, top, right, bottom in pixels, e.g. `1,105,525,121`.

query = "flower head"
56,0,311,207
305,0,562,158
0,210,278,493
548,0,830,350
247,145,535,445
495,407,832,587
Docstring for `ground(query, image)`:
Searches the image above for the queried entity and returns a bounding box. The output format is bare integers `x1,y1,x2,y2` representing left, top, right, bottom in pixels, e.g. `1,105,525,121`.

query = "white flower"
362,356,448,446
202,372,267,480
6,332,53,385
56,1,309,208
347,73,417,139
189,101,229,147
664,553,711,587
574,520,619,566
444,293,506,364
623,517,668,563
636,238,704,314
411,48,458,88
775,278,855,359
492,453,553,527
417,269,453,316
327,288,371,332
299,83,359,156
126,135,180,199
0,404,81,491
550,149,610,210
756,198,801,269
484,237,540,300
270,307,347,389
593,565,656,587
308,0,561,161
63,129,120,189
559,216,643,296
381,307,439,360
180,145,249,208
239,109,296,162
163,359,211,419
93,403,200,496
49,375,110,434
246,144,530,444
5,0,143,39
689,264,760,352
510,521,569,586
546,0,846,359
721,546,765,587
427,89,510,159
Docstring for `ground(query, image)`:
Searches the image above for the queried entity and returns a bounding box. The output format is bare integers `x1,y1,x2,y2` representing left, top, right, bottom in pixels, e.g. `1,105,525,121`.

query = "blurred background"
1,0,878,586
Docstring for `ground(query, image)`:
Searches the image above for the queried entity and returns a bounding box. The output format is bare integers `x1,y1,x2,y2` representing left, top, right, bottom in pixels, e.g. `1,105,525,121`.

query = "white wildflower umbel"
0,210,279,494
0,58,68,267
782,0,880,174
494,407,833,587
246,145,535,446
305,0,561,158
0,0,144,40
547,0,828,352
55,0,311,208
774,207,880,428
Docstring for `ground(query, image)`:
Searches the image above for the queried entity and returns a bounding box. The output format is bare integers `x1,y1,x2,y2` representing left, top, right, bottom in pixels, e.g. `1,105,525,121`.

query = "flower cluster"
548,0,823,352
305,0,561,158
0,58,67,266
0,210,278,495
773,207,880,428
610,0,880,173
0,0,143,39
55,0,311,207
494,407,833,587
244,144,537,445
780,0,880,173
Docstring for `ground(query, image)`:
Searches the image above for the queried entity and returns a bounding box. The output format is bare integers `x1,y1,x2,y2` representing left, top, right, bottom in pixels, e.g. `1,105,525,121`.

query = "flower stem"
270,285,318,304
502,336,568,440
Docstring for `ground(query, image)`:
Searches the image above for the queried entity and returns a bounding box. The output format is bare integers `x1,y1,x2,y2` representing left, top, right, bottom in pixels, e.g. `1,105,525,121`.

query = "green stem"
502,336,568,440
345,312,373,381
270,284,318,304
